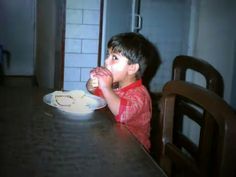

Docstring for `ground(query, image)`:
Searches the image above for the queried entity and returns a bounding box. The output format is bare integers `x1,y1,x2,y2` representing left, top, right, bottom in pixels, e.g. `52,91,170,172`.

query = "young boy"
87,32,158,150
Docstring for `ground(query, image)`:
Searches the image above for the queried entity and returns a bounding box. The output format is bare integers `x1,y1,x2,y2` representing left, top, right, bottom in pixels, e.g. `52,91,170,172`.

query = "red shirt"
94,80,151,150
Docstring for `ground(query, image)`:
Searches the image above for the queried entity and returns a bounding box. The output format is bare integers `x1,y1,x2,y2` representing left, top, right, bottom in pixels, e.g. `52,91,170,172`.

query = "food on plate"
51,90,85,106
69,90,86,99
55,95,75,106
50,90,98,113
61,96,97,114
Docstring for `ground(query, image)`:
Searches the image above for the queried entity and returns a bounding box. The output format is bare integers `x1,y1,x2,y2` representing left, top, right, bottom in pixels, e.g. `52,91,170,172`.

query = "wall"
54,0,66,90
231,41,236,108
35,0,56,88
139,0,191,91
64,0,100,90
194,0,236,106
63,0,236,108
101,0,133,64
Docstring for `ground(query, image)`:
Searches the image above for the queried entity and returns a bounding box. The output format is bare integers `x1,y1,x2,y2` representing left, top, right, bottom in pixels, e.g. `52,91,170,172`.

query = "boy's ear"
128,63,139,75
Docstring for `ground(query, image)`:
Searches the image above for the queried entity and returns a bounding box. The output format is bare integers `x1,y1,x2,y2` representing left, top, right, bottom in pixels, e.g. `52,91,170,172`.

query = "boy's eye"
112,55,118,60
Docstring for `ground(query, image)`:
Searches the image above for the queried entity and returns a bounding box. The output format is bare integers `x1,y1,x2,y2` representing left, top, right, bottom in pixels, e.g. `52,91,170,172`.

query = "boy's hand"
90,67,113,90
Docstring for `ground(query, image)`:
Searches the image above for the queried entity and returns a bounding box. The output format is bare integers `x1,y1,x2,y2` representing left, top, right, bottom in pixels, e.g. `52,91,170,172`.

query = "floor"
0,76,41,112
0,76,37,88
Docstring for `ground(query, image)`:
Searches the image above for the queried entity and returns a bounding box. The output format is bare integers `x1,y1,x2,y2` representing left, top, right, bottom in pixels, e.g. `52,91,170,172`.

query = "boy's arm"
100,87,120,116
87,78,120,115
91,67,120,116
87,77,120,115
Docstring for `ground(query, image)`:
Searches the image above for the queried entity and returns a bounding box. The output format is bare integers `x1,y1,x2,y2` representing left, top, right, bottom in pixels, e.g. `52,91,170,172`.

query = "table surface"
0,87,167,177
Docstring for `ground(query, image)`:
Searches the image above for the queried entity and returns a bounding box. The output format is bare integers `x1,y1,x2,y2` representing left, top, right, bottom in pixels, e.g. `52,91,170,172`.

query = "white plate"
43,91,107,114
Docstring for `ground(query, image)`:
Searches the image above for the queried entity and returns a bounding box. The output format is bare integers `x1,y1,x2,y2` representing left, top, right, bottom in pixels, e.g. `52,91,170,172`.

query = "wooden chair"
172,55,224,96
158,80,236,177
171,55,224,160
150,55,224,161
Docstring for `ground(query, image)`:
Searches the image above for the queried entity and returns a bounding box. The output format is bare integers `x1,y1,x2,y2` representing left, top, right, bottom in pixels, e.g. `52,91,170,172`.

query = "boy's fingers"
101,69,112,77
96,67,111,76
90,67,112,78
90,67,97,75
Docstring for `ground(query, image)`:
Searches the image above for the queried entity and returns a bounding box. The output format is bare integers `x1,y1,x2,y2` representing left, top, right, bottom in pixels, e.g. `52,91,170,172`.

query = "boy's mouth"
105,65,112,72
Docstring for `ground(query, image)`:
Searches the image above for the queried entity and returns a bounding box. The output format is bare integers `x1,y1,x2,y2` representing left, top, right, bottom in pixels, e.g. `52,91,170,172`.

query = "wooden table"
0,87,167,177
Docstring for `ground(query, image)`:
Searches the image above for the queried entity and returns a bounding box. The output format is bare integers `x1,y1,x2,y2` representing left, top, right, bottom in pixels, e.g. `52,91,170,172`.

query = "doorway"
0,0,65,89
0,0,36,76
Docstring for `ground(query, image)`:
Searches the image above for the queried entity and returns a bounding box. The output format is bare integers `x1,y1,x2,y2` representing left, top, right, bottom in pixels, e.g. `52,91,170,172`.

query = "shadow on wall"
141,41,162,162
142,41,162,93
231,41,236,110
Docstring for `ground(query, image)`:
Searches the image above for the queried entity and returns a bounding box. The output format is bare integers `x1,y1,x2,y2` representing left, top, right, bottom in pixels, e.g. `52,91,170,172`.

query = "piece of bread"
91,76,98,87
50,90,98,114
69,90,85,99
55,95,75,106
51,90,85,107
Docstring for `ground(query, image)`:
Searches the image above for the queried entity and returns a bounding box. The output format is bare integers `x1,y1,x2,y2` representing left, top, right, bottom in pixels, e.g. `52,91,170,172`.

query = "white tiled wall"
64,0,100,90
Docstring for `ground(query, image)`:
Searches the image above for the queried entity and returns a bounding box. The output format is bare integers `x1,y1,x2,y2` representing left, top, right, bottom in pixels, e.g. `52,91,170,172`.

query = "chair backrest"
150,55,224,162
158,80,236,177
170,55,224,163
172,55,224,96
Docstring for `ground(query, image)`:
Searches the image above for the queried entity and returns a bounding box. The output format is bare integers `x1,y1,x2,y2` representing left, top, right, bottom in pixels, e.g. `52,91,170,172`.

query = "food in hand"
90,75,98,88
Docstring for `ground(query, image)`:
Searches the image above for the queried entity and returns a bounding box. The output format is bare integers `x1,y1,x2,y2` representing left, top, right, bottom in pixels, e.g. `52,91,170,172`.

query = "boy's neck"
115,76,138,89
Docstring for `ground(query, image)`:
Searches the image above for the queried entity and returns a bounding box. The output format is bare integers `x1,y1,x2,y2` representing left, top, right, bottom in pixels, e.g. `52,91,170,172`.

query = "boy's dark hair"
107,32,160,80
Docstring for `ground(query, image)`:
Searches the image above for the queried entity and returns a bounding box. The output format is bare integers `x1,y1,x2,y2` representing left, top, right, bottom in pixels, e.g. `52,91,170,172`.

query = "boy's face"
105,49,130,83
